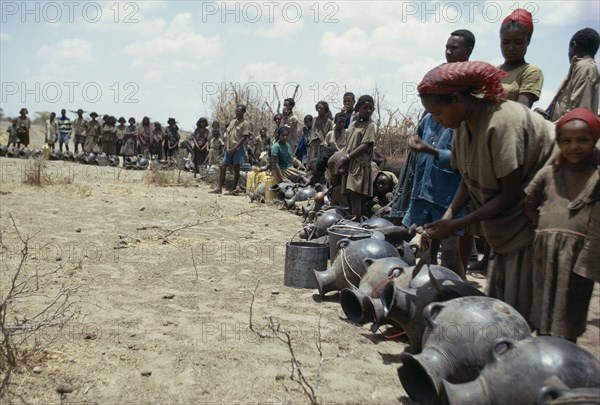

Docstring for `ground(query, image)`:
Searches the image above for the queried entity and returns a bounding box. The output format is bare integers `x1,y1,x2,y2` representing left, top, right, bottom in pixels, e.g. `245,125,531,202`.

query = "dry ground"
0,124,598,404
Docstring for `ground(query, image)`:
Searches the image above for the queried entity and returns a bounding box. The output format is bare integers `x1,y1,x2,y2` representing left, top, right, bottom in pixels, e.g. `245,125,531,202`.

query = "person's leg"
459,233,474,272
441,235,465,280
231,164,241,191
210,165,227,193
350,192,362,219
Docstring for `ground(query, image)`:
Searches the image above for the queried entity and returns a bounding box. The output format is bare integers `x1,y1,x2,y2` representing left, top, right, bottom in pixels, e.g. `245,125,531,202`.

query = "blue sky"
1,0,598,130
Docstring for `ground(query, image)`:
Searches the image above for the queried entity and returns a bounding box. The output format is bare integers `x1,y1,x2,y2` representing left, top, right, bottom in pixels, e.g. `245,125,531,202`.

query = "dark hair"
284,98,295,108
277,126,290,136
315,101,330,113
450,29,475,49
571,28,600,57
343,92,355,101
334,112,347,122
197,117,208,127
273,113,282,121
237,104,247,112
500,20,532,42
212,120,220,128
304,114,313,122
354,95,375,112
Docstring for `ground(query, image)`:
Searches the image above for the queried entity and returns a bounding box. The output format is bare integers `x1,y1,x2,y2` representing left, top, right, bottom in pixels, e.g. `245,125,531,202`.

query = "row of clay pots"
334,257,600,404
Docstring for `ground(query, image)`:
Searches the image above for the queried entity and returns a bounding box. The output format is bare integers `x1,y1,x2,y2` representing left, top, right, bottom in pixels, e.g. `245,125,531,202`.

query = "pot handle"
491,337,517,362
536,386,563,404
422,302,446,328
337,238,351,249
388,265,405,278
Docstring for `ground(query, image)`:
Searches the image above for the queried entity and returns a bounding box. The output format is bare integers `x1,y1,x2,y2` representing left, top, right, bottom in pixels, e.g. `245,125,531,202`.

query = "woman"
498,8,543,107
418,61,557,319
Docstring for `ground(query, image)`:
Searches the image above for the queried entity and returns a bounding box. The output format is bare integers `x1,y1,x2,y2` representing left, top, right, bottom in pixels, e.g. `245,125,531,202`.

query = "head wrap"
418,61,508,102
501,8,534,35
556,108,600,142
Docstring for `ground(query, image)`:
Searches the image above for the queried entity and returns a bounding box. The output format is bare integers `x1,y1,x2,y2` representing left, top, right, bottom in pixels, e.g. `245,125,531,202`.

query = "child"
337,95,377,219
7,119,19,148
192,118,209,176
366,171,398,217
524,108,599,343
46,112,58,150
207,127,224,166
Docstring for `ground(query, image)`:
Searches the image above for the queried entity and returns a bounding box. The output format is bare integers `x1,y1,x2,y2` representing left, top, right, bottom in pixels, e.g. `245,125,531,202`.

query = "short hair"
334,112,347,122
571,28,600,57
355,95,375,112
237,104,247,112
284,98,295,108
273,113,282,121
277,126,290,136
450,29,475,50
197,117,208,126
304,114,313,122
343,92,355,101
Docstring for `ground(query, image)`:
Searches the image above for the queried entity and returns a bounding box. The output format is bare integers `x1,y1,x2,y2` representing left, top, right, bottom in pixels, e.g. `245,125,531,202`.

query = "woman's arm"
425,169,521,239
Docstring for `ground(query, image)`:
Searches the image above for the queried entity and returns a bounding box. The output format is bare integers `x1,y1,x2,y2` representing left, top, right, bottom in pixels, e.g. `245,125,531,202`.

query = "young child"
192,118,209,176
207,127,224,166
337,95,377,219
365,171,398,217
7,119,19,148
44,112,58,149
524,108,599,343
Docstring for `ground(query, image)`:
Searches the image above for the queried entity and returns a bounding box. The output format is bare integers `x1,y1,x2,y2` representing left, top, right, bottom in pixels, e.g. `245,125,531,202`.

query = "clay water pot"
361,217,394,229
0,145,7,156
309,210,344,238
314,237,399,297
30,149,42,159
381,266,484,352
340,257,408,324
284,187,295,199
397,296,531,405
255,182,266,197
137,156,149,169
19,147,31,158
296,186,316,201
284,195,297,209
50,148,62,160
85,152,98,165
108,155,120,167
443,336,600,405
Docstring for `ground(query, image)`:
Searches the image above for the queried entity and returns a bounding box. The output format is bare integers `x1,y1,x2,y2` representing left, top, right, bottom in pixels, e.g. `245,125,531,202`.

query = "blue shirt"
409,113,462,208
57,116,72,136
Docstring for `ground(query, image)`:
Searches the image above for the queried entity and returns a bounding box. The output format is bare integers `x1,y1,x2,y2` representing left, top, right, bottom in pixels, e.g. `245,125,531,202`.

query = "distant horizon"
2,1,599,131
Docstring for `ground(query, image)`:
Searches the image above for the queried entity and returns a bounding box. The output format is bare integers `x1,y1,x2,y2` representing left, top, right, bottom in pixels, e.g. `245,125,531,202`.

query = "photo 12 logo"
1,81,140,104
1,1,140,24
200,1,339,24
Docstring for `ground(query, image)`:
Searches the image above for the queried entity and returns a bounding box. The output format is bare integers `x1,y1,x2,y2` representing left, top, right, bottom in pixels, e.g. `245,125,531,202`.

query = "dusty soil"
0,124,598,404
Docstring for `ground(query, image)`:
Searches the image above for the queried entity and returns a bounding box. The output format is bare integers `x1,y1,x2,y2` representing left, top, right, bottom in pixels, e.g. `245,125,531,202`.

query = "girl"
137,116,152,157
307,101,333,174
418,61,557,319
192,118,209,176
498,8,543,108
337,95,377,219
45,112,58,149
524,108,599,342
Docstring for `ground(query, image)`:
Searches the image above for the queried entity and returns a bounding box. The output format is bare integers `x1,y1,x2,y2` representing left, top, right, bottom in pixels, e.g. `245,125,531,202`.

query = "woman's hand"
337,155,349,175
424,219,459,240
408,136,435,155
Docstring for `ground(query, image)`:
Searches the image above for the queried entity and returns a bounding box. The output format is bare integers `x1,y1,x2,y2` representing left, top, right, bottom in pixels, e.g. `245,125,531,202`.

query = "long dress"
525,165,598,340
341,118,376,196
192,127,209,167
83,120,101,153
120,125,137,156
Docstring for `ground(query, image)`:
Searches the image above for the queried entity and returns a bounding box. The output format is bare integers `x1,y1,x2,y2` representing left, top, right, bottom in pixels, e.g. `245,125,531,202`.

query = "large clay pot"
308,209,344,239
314,237,399,297
296,186,316,201
340,257,408,324
0,145,7,156
381,266,484,352
442,336,600,405
361,217,394,229
397,296,531,405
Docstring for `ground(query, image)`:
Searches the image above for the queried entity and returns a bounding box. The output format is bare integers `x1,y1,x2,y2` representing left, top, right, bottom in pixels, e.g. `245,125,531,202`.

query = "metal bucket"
327,225,372,263
284,242,329,289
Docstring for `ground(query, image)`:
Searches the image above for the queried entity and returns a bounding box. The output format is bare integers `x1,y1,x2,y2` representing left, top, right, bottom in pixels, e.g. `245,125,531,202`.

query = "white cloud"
123,13,222,82
33,39,95,81
254,18,304,38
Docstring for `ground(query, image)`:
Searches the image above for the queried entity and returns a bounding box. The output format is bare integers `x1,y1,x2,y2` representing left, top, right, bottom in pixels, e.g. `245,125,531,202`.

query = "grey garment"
389,149,417,220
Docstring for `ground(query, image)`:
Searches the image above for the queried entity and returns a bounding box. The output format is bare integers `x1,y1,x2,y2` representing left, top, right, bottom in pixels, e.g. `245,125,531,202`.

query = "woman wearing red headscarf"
418,61,557,319
524,108,599,342
498,8,544,108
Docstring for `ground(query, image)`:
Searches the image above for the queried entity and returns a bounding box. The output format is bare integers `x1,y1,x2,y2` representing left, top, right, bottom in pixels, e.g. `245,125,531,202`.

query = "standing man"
281,98,300,153
391,29,475,279
544,28,600,121
57,109,72,152
210,104,250,194
73,109,87,154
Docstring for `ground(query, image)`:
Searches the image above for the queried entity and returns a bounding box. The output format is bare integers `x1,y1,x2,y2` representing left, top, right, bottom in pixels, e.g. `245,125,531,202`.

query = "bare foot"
208,188,222,194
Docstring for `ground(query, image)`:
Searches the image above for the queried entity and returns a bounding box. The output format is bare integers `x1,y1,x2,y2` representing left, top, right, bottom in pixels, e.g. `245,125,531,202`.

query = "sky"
1,0,599,131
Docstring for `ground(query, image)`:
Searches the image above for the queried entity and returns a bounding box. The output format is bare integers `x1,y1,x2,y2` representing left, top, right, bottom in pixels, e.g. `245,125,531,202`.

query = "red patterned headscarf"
501,8,534,35
556,108,600,165
417,61,509,102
